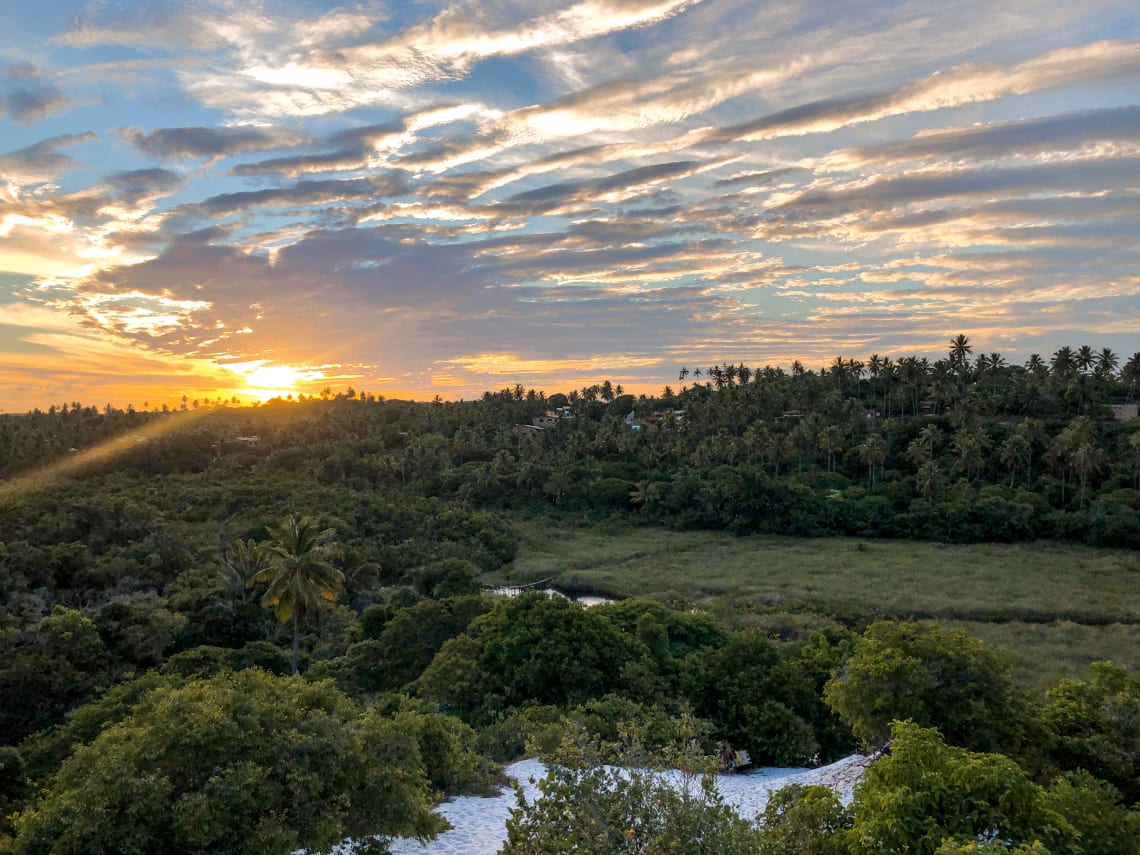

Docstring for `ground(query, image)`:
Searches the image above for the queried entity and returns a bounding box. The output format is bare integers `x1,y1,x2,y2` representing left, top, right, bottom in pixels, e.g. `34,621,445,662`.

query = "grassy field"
490,518,1140,692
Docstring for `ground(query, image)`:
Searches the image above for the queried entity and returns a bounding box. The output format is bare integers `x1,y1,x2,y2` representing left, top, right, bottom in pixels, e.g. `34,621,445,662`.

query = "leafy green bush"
8,670,460,855
825,621,1031,754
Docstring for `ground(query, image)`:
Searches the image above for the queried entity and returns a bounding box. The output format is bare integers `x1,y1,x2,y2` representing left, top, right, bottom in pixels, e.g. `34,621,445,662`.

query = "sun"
236,364,305,401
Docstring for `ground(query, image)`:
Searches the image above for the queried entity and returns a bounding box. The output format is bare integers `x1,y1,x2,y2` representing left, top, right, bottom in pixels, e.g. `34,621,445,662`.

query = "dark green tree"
8,670,454,854
250,515,345,674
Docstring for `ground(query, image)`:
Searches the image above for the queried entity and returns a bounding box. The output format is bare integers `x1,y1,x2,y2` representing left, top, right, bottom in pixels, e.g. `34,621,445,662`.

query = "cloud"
123,125,302,162
174,0,703,117
229,103,498,179
492,157,730,216
0,133,98,189
770,157,1140,220
169,175,407,223
701,40,1140,145
0,63,71,123
821,105,1140,169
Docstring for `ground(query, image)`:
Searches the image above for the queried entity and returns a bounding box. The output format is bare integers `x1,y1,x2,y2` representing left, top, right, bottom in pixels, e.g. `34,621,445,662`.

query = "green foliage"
567,695,678,762
825,621,1030,754
0,608,115,745
846,722,1074,855
933,840,1052,854
8,670,455,855
500,732,758,855
756,784,850,855
163,642,291,678
685,629,824,766
19,672,181,782
1042,771,1140,855
409,558,482,599
1041,661,1140,803
475,705,568,763
419,593,648,723
389,706,496,795
314,595,491,697
251,514,346,674
91,593,185,668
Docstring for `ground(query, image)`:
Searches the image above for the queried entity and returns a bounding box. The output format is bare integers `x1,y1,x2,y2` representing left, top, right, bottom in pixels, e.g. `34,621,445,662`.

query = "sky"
0,0,1138,410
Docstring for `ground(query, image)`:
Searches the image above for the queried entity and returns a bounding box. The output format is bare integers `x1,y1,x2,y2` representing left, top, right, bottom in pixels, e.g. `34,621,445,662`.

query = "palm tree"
1051,346,1075,377
1071,441,1104,504
948,334,972,376
1128,433,1140,490
951,428,990,481
856,433,887,488
918,424,944,459
1094,348,1119,376
250,515,345,674
818,425,845,472
1076,345,1096,375
1025,353,1047,375
999,432,1031,488
222,538,274,605
1123,353,1140,401
915,461,943,498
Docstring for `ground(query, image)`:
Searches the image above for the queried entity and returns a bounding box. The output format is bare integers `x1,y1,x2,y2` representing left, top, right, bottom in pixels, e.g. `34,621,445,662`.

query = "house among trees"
1110,404,1138,421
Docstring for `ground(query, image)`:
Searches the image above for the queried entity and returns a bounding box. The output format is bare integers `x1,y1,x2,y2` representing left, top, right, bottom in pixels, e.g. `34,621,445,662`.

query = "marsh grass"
492,519,1140,689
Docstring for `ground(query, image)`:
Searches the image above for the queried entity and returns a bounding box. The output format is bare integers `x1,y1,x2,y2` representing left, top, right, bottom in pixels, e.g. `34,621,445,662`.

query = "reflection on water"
485,586,615,606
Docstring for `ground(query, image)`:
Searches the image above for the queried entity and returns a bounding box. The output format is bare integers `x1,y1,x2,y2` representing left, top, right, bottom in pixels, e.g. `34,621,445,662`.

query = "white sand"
379,752,872,855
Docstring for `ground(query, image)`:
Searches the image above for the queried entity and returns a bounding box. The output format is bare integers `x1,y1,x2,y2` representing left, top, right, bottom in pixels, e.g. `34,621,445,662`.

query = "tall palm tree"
1124,353,1140,401
1076,345,1096,375
1051,346,1075,377
222,538,274,605
948,334,972,372
818,425,845,472
857,433,887,488
1094,348,1119,376
250,515,344,674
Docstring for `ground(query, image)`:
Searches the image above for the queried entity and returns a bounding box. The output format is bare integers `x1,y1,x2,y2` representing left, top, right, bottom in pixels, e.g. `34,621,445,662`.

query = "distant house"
1110,404,1138,422
624,410,641,430
235,435,261,445
532,414,558,428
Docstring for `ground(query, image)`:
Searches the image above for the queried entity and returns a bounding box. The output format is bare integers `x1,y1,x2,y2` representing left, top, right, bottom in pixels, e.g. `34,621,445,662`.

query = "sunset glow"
0,2,1137,412
239,365,306,399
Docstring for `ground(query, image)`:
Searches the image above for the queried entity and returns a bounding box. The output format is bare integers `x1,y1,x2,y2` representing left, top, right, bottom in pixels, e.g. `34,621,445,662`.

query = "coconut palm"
818,424,845,472
948,334,972,379
999,432,1031,488
1051,346,1075,377
1076,345,1096,375
856,433,887,488
250,514,344,674
1123,353,1140,400
1094,348,1119,376
222,538,274,605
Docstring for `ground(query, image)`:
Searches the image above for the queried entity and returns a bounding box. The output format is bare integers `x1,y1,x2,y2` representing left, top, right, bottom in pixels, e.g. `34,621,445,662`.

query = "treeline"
10,337,1137,548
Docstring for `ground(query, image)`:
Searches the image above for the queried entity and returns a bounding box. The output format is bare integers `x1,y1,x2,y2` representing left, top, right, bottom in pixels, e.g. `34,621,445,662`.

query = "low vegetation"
1,336,1138,852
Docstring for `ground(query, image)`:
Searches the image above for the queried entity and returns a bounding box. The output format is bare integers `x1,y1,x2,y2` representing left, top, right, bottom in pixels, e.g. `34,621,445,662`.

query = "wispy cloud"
124,125,303,163
0,63,71,123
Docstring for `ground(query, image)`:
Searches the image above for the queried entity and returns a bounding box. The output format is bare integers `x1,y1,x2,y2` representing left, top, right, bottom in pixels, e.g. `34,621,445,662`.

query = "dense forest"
1,336,1138,853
